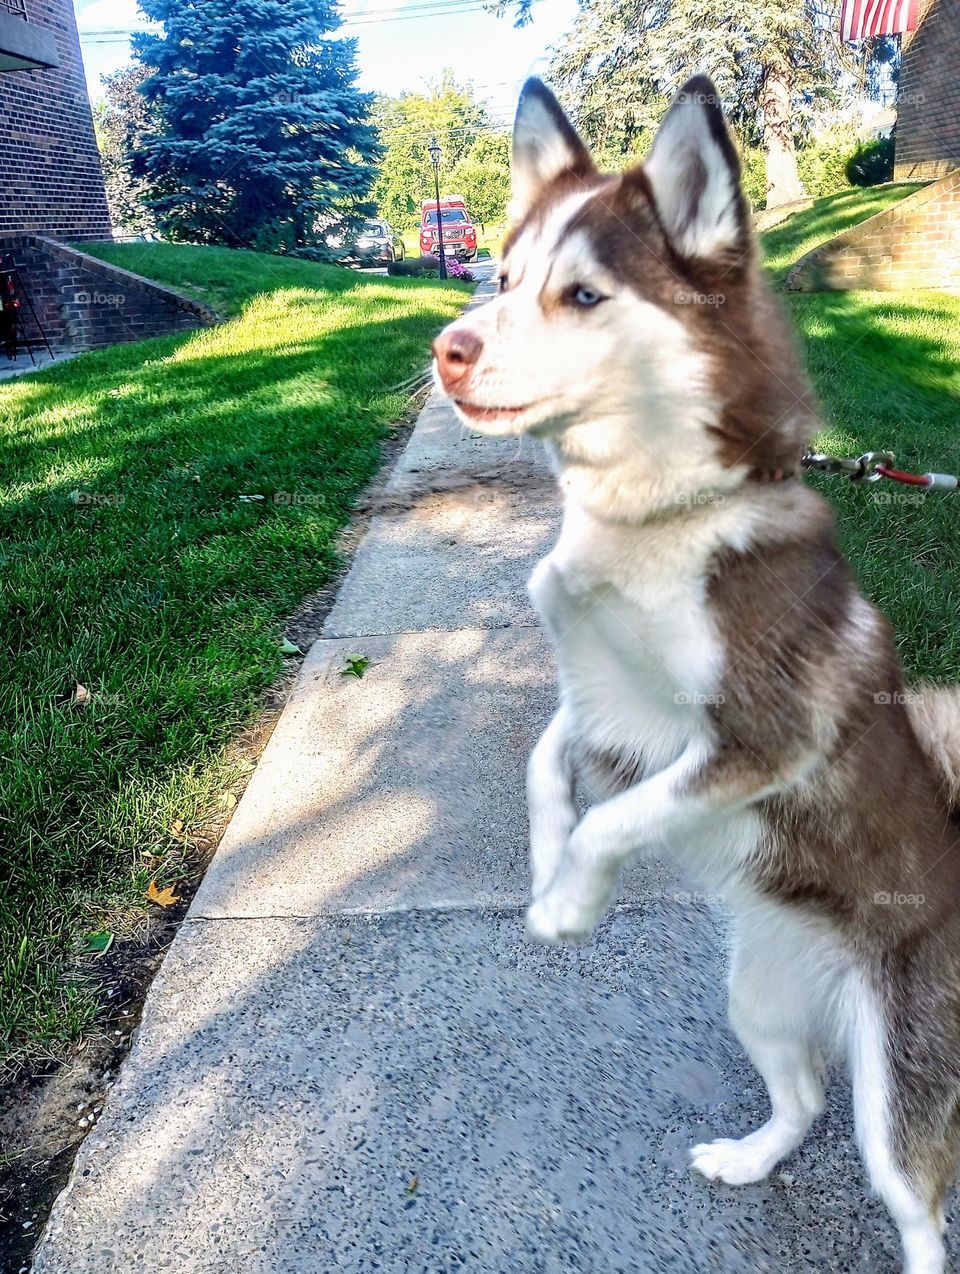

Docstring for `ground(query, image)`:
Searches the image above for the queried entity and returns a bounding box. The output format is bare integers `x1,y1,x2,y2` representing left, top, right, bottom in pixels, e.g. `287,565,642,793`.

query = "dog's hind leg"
691,932,825,1185
850,982,950,1274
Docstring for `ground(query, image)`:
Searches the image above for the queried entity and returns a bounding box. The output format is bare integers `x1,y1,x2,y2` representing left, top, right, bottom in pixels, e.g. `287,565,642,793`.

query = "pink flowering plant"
444,259,475,282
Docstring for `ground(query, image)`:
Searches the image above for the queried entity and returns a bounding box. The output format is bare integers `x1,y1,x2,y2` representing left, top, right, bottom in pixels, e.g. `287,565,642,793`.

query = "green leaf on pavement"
340,654,370,679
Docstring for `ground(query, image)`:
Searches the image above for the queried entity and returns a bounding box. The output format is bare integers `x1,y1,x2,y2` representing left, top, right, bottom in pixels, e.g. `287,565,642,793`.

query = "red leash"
874,464,958,490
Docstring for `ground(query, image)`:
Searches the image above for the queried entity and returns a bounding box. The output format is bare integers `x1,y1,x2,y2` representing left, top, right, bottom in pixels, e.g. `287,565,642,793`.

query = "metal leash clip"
854,450,897,482
801,451,864,478
801,450,896,482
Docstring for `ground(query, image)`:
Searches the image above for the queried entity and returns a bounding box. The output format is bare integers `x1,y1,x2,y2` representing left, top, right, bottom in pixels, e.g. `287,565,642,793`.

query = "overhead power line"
375,120,514,142
79,0,534,43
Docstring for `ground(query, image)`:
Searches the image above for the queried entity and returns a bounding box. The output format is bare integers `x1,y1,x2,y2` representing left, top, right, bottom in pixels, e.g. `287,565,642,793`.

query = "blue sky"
74,0,580,123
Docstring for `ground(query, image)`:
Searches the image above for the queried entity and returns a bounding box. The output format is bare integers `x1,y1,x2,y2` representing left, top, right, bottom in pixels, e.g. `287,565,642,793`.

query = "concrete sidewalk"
33,276,907,1273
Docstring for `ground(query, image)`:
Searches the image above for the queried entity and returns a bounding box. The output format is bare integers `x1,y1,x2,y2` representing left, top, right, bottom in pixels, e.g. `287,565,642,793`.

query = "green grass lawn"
762,188,960,682
0,245,470,1069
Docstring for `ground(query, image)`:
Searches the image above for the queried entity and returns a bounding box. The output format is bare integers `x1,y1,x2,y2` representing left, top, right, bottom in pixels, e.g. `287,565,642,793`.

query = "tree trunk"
761,57,806,209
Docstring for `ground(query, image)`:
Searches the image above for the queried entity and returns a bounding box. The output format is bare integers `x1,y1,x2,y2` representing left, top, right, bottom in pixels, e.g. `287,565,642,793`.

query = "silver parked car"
353,221,405,266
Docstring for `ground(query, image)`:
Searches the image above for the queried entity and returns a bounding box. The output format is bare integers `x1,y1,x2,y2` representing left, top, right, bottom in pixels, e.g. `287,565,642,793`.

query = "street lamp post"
427,135,448,281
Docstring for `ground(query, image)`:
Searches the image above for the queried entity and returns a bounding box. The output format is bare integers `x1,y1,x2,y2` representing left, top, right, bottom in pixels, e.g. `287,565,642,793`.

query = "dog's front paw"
525,892,596,946
689,1137,775,1186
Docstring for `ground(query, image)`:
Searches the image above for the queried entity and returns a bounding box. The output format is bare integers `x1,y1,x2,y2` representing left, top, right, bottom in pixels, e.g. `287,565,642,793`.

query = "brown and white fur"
431,76,960,1273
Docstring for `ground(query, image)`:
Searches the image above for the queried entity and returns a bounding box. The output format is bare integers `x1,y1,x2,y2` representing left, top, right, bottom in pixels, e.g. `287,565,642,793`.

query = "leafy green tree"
372,145,425,229
796,123,863,196
448,133,511,228
372,73,490,228
131,0,379,250
641,0,838,207
549,0,665,166
94,64,159,236
501,0,890,209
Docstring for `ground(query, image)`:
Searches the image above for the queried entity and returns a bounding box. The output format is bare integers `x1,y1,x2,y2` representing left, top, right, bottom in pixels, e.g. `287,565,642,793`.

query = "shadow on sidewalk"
33,615,923,1273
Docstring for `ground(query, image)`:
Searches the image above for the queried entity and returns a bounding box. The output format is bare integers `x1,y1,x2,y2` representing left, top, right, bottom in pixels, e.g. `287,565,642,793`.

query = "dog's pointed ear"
643,75,749,263
511,78,595,221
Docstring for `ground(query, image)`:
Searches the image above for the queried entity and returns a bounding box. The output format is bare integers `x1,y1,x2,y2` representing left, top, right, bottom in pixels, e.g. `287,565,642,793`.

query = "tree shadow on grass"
0,294,466,486
0,286,469,1057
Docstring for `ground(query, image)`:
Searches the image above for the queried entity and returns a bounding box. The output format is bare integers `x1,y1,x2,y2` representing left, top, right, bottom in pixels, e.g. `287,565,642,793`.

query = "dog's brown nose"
433,327,483,391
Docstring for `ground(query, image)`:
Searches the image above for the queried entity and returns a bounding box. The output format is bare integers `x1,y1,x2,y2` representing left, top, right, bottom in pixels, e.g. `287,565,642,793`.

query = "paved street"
32,270,913,1273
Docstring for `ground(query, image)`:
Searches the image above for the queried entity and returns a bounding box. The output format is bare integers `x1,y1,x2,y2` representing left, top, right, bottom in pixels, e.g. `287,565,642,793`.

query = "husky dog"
431,75,960,1273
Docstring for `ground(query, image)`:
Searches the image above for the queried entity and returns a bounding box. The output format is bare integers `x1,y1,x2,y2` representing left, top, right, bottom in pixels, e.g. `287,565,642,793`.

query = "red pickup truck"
419,195,479,263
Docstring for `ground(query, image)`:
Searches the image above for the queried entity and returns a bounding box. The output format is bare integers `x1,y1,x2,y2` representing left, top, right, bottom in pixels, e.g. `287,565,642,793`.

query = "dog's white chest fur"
530,507,723,784
528,501,774,897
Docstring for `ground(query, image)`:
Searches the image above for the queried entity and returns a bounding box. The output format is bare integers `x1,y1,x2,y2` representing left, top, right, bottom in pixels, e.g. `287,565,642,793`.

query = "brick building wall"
0,0,111,240
0,235,218,351
784,171,960,294
895,0,960,180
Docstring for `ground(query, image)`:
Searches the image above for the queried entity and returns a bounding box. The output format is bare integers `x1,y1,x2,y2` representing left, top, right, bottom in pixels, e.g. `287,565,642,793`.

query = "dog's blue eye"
571,285,602,307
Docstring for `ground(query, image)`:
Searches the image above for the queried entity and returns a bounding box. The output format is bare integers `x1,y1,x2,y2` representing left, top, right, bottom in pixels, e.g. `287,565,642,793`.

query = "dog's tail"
907,684,960,815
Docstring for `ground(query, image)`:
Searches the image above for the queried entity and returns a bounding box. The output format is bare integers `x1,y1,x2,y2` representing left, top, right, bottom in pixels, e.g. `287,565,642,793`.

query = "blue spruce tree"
133,0,380,250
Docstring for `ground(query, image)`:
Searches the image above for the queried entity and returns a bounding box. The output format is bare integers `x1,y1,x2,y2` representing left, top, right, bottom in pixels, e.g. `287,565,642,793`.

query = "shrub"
387,255,439,277
444,259,475,282
846,135,895,187
740,147,768,209
797,133,856,198
740,126,869,210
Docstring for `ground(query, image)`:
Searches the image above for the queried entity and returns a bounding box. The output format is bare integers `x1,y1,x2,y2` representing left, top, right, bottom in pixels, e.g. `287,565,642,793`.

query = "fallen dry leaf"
145,879,181,908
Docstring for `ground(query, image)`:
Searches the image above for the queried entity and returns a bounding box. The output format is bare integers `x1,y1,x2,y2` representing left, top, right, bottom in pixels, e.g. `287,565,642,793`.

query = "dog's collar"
749,451,805,483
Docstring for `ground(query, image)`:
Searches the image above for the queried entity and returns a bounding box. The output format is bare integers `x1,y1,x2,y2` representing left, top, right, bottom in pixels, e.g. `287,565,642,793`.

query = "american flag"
841,0,920,41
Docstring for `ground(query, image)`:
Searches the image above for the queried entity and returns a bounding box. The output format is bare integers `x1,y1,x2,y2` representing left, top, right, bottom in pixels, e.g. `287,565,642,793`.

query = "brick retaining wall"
1,236,219,352
783,174,960,294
